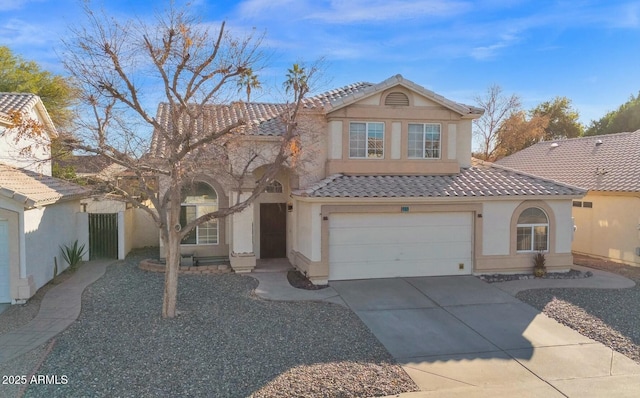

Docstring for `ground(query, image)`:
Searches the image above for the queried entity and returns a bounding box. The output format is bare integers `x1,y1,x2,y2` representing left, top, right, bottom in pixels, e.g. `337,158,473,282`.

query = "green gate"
89,213,118,259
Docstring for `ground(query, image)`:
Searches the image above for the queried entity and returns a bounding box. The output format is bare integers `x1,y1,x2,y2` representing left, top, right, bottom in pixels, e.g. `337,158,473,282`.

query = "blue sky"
1,0,639,126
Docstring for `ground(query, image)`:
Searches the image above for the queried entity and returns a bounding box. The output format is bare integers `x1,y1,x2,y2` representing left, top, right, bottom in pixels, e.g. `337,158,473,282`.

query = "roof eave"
292,193,586,202
326,74,482,117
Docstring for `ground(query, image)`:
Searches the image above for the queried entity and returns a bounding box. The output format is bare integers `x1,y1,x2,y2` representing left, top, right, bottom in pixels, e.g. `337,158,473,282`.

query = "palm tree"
237,68,261,102
284,63,308,103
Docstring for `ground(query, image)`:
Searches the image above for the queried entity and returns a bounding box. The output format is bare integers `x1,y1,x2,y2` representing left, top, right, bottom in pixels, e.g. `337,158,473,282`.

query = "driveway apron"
331,276,640,397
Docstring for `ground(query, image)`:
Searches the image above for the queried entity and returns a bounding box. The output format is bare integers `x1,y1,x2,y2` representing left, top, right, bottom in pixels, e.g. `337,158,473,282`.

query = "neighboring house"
54,154,116,179
497,130,640,267
0,93,56,175
150,75,585,284
0,93,89,303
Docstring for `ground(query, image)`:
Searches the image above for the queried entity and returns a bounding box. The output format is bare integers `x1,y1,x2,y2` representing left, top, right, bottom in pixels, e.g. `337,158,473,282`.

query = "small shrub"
532,251,547,277
60,240,88,272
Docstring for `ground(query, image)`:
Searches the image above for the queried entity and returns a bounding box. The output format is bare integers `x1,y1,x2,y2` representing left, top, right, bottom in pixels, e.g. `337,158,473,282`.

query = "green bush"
532,251,547,277
60,240,87,272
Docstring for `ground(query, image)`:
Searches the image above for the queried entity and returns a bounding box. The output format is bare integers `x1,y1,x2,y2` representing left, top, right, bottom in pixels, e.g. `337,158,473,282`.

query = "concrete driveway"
331,276,640,397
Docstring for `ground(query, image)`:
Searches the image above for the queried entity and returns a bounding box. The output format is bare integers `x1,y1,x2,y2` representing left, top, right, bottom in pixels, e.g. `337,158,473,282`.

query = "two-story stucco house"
0,93,88,304
151,75,585,284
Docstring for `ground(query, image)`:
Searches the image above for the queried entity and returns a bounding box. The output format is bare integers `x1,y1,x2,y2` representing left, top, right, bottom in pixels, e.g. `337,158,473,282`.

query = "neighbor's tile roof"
496,130,640,192
54,155,113,175
0,93,40,116
0,163,89,207
293,161,584,198
0,93,57,135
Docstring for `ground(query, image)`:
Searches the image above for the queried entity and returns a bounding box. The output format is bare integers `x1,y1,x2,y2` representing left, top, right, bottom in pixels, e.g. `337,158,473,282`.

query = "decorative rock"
479,269,592,283
139,259,232,275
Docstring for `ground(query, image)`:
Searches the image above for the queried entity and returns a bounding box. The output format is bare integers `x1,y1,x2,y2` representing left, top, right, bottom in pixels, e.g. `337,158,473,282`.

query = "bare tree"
61,3,317,318
473,85,521,161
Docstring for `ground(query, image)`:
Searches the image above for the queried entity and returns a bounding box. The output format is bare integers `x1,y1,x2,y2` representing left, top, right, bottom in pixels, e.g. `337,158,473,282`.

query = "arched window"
180,182,218,245
516,207,548,252
265,180,283,193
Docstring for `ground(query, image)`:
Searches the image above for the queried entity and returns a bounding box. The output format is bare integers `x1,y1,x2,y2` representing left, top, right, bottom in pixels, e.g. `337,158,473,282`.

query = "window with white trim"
265,180,283,193
516,207,548,252
180,182,218,245
408,123,441,159
349,122,384,158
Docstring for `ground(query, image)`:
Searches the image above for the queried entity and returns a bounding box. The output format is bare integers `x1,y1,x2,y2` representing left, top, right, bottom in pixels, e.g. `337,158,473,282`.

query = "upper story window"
349,122,384,159
180,182,218,245
516,207,548,252
408,123,441,159
265,180,283,193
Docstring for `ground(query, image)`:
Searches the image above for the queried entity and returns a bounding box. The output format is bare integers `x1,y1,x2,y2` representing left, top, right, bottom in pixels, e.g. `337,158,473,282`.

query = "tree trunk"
162,178,182,318
162,227,181,318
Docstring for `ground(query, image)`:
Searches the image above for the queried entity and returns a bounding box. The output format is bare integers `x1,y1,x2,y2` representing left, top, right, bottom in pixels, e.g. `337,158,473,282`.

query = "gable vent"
385,92,410,106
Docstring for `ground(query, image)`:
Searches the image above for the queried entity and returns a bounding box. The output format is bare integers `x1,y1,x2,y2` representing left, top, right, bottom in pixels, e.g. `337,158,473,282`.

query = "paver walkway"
0,259,114,364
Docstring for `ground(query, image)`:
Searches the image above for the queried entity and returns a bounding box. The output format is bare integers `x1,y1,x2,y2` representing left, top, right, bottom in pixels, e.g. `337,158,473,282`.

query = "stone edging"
139,259,232,275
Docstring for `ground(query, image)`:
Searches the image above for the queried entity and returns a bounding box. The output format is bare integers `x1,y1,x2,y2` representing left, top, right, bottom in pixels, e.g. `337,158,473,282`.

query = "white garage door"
329,212,472,280
0,220,11,303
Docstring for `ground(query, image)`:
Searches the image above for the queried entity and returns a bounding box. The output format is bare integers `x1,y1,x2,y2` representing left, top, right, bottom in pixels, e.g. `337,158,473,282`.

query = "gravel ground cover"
21,249,417,398
516,256,640,363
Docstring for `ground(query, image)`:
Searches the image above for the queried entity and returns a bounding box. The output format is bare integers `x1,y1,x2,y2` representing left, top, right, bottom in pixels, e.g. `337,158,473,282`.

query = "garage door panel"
329,212,472,280
330,241,471,262
331,258,472,279
330,225,471,245
330,212,470,228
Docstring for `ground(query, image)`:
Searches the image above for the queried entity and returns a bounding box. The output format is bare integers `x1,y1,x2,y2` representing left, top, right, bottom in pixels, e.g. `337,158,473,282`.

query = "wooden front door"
260,203,287,258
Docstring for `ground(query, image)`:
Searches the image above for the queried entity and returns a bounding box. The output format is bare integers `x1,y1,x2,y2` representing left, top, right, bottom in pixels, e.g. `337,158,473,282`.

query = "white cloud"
236,0,470,23
0,0,46,11
306,0,470,23
470,32,520,60
0,18,50,45
237,0,300,18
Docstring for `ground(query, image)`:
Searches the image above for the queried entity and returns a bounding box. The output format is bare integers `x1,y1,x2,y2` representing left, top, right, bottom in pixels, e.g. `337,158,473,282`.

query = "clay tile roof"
149,102,289,157
496,130,640,192
0,92,39,116
302,82,374,109
0,93,57,135
149,76,483,156
293,162,584,198
303,75,483,117
0,163,89,208
54,155,114,175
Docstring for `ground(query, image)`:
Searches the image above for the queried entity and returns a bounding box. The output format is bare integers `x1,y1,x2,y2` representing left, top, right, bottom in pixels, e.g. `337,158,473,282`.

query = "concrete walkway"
0,259,114,365
251,269,640,398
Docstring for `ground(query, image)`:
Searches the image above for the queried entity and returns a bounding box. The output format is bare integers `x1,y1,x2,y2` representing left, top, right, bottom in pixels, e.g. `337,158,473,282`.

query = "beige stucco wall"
132,208,159,248
572,192,640,266
24,200,82,294
324,87,474,176
475,199,575,273
292,197,577,283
